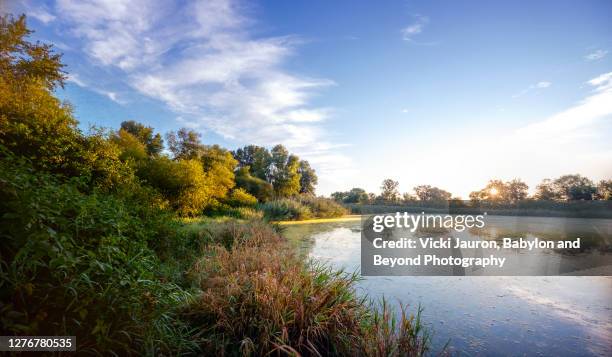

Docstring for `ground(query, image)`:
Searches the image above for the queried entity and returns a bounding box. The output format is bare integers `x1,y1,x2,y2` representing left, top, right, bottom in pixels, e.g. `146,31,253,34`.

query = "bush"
299,195,347,218
226,187,258,207
0,156,198,355
259,198,313,220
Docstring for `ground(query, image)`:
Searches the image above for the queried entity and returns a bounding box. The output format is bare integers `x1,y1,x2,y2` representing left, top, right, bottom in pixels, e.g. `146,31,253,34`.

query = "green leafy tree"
111,128,148,163
233,145,272,181
120,120,163,156
199,144,237,202
270,145,301,197
298,160,318,195
0,15,132,190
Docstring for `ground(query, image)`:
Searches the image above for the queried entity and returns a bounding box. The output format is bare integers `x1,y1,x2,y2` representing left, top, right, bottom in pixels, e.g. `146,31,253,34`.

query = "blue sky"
10,0,612,197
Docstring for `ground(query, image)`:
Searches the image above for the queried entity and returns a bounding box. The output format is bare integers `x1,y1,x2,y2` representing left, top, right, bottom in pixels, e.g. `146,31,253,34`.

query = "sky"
7,0,612,198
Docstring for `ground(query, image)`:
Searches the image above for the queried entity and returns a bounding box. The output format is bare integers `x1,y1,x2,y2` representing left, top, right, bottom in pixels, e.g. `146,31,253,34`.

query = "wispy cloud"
512,81,552,98
66,73,124,104
28,0,350,182
401,14,428,41
517,73,612,140
584,49,608,61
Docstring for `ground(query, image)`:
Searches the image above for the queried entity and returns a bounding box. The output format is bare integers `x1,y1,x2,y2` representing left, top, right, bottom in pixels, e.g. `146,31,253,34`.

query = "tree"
199,144,237,201
469,179,528,203
552,174,596,201
298,160,318,195
380,179,400,202
165,128,203,160
331,188,368,203
330,191,347,202
0,15,132,190
506,179,529,202
469,180,507,201
233,145,272,181
111,128,148,163
270,145,301,197
534,179,558,200
596,180,612,200
347,188,369,203
120,120,163,156
414,185,451,201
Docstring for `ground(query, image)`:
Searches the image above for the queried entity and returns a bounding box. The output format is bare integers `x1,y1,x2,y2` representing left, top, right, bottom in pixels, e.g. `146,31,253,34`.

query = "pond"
283,216,612,356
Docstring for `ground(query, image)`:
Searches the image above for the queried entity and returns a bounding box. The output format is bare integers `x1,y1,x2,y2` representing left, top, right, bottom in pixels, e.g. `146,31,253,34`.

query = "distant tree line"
332,175,612,205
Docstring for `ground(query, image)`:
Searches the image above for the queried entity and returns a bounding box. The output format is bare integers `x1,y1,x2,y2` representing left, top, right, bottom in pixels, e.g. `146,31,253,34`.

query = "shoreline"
276,215,362,225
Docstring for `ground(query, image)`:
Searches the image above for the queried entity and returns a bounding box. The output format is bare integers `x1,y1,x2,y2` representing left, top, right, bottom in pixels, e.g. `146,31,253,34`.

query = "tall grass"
183,220,430,356
259,196,347,221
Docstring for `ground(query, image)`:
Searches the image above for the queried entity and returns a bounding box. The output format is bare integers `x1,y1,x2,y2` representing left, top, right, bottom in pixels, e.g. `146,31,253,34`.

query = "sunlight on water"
284,218,612,356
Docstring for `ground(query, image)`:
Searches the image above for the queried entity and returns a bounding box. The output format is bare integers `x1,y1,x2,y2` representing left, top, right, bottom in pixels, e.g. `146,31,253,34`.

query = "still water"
283,216,612,356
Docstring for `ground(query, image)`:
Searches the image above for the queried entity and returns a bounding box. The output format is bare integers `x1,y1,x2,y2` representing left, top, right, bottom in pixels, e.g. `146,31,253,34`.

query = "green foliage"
0,15,133,190
259,196,346,220
233,144,272,181
226,187,258,207
139,157,211,216
199,144,237,199
298,159,318,194
120,120,163,156
270,144,302,197
235,166,274,202
332,187,369,204
259,198,313,221
298,195,347,218
234,144,316,199
0,156,198,355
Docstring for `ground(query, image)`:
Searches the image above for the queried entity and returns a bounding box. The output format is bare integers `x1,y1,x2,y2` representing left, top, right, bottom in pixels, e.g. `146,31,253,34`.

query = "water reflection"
283,217,612,356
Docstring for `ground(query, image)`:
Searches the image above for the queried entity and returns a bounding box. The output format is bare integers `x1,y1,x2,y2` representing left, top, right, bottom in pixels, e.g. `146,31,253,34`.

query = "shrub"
227,187,258,207
184,220,429,356
299,195,347,218
0,156,198,355
259,198,313,220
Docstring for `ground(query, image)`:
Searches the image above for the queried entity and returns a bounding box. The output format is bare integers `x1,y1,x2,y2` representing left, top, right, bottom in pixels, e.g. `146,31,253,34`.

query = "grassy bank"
183,219,430,356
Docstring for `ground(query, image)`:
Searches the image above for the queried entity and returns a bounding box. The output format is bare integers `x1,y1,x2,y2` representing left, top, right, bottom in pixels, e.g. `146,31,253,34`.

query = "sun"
489,187,499,196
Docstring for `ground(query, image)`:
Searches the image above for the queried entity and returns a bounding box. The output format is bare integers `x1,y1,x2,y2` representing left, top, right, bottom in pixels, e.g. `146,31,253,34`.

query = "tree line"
0,15,319,218
332,175,612,204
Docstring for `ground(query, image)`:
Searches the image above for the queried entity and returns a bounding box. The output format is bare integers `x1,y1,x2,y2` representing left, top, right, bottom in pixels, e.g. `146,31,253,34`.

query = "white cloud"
28,8,56,24
38,0,350,185
517,72,612,140
512,80,552,98
535,81,551,88
584,49,608,61
401,15,428,41
66,72,124,104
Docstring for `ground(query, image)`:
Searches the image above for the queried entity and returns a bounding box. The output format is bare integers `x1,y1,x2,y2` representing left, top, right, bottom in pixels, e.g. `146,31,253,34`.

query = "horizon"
9,0,612,198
